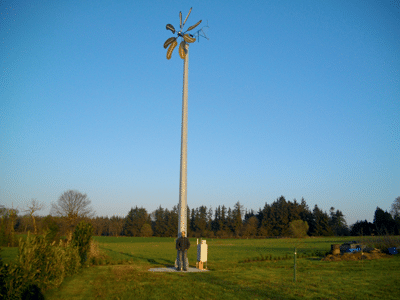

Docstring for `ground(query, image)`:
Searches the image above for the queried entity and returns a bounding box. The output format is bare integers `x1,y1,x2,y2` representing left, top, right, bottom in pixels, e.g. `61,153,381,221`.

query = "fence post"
294,247,297,282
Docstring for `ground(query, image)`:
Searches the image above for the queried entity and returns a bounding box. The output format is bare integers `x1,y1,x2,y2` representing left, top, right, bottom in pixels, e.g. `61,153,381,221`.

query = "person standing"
176,231,190,271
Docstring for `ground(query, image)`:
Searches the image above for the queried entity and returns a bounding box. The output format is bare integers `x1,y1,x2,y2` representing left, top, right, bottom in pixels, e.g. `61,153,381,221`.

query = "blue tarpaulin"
345,247,361,253
388,247,398,255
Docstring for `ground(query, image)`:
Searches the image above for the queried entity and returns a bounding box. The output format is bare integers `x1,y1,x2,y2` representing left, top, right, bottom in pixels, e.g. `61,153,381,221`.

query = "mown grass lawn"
2,236,399,299
37,236,400,299
91,236,362,265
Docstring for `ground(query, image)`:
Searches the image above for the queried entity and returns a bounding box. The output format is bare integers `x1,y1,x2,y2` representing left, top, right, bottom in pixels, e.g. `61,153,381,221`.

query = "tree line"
1,191,400,245
350,197,400,236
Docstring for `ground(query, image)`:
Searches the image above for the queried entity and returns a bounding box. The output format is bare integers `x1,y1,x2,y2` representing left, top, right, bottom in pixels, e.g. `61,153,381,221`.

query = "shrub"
0,249,8,298
87,239,107,263
0,219,18,248
18,233,64,289
140,224,153,237
42,215,60,243
289,220,309,238
18,232,81,289
0,224,7,247
89,257,96,265
62,241,81,276
71,221,94,265
0,262,30,299
0,231,81,299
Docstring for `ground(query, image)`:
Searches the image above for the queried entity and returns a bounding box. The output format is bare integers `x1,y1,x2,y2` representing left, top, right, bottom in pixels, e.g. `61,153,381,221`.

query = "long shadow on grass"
136,255,175,267
101,247,175,267
101,247,138,259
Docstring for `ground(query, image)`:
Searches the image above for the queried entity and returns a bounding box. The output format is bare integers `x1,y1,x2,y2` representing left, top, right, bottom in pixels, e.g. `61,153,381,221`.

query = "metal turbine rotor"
164,7,202,60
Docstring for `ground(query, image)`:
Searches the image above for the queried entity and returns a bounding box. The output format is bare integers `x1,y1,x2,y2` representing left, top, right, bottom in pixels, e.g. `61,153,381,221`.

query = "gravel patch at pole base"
148,267,209,272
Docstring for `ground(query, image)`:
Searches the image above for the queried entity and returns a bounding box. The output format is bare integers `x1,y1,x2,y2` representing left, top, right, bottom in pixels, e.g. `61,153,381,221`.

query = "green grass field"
3,236,400,299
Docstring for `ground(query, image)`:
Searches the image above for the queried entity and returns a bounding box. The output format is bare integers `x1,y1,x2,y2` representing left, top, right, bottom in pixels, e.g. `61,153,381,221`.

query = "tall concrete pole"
178,43,189,238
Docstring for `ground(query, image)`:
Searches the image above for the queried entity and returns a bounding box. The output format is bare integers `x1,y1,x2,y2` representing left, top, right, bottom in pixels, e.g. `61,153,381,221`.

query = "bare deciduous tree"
24,199,45,234
390,196,400,218
51,190,95,236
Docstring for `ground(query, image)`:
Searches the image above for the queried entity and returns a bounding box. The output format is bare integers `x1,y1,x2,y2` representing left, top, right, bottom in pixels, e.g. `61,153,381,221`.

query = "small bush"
0,249,9,298
89,240,100,258
0,262,29,299
42,215,60,243
18,233,64,289
62,241,81,276
289,220,309,238
0,231,81,299
71,221,94,265
0,222,18,248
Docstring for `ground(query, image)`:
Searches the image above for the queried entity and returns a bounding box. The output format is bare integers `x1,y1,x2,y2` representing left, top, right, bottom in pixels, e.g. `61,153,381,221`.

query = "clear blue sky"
1,0,399,226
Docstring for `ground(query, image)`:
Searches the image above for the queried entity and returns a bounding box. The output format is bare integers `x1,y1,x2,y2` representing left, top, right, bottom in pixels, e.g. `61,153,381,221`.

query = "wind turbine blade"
179,11,182,29
179,41,187,59
183,34,196,43
164,37,176,49
186,20,202,32
166,40,178,60
166,24,176,34
183,7,192,27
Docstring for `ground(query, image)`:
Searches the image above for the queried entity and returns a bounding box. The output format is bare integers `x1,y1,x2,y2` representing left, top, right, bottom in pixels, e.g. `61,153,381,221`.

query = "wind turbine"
164,7,201,60
164,8,202,269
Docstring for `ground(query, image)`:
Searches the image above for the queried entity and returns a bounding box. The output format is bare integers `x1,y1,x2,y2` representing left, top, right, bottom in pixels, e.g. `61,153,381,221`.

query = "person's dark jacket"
176,237,190,250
